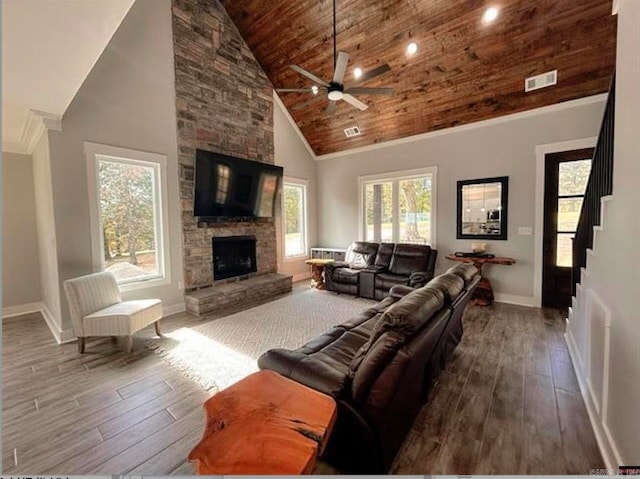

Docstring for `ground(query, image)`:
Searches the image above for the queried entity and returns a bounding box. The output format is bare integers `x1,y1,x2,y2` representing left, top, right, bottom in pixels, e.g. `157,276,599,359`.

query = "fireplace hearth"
212,236,257,281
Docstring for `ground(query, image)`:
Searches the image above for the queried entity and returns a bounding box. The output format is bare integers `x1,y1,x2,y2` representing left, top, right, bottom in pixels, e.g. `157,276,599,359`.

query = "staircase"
571,77,616,296
565,76,621,469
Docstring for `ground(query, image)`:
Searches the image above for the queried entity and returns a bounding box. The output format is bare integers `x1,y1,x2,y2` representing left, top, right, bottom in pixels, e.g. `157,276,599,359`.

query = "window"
556,159,591,267
359,167,437,246
283,179,308,259
85,143,170,289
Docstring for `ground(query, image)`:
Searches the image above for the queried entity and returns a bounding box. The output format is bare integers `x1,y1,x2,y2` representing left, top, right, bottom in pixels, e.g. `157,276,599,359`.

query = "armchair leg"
77,337,85,354
127,335,134,353
154,320,162,337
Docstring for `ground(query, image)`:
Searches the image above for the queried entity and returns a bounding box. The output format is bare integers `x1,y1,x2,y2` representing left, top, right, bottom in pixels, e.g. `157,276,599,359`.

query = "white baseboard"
292,271,311,282
565,330,622,471
493,293,536,307
2,301,43,318
163,301,186,317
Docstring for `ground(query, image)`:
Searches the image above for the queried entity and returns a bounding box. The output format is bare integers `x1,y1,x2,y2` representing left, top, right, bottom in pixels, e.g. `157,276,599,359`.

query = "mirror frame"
456,176,509,241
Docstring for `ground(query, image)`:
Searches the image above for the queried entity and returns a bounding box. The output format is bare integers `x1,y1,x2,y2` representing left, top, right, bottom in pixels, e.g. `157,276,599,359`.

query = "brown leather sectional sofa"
325,241,438,300
258,262,480,472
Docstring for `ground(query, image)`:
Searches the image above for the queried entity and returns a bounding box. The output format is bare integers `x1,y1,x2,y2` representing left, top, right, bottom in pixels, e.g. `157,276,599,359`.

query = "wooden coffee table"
446,254,515,306
305,258,334,289
188,370,336,475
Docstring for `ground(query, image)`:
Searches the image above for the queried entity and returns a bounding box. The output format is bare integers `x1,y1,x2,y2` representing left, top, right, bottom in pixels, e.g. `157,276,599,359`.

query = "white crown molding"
316,94,608,161
273,91,317,160
612,0,621,14
3,109,63,155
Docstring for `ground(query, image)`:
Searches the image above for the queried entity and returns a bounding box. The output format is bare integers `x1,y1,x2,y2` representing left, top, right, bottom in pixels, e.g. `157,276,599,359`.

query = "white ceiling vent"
344,126,361,138
525,70,558,92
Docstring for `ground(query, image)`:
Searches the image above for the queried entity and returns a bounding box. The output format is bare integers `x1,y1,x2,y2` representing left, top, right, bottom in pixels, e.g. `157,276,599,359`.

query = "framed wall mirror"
457,176,509,240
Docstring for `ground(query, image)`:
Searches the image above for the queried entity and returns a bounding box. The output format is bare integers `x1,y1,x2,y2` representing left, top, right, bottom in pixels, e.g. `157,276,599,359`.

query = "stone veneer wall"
172,0,276,291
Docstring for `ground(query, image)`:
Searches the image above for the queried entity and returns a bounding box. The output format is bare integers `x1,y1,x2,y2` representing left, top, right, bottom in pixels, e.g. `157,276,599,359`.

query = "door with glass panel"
542,148,594,308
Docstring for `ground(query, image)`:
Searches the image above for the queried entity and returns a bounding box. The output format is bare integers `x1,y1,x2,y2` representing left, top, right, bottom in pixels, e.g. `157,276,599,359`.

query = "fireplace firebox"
212,236,257,280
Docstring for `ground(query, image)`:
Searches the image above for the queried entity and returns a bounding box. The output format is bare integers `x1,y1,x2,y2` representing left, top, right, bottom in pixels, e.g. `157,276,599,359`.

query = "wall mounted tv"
194,149,283,220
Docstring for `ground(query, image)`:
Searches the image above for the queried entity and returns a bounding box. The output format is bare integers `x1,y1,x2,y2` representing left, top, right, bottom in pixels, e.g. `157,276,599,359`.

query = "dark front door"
542,148,594,308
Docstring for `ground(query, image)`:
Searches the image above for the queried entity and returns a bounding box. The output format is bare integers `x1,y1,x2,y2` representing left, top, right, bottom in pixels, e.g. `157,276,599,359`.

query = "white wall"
566,1,640,467
31,134,62,328
273,96,317,279
2,152,42,308
46,0,183,331
316,99,606,304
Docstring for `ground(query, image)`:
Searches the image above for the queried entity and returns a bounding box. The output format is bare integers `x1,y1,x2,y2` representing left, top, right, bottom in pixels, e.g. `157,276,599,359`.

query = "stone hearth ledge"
184,273,293,317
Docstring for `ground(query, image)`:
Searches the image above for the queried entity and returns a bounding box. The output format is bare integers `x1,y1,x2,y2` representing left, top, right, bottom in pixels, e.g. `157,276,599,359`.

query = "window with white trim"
359,167,437,246
283,179,308,259
85,143,170,288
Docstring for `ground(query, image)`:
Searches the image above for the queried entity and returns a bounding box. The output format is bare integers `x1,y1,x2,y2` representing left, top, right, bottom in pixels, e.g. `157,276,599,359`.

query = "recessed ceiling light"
482,6,499,24
407,42,418,55
353,67,363,79
311,85,319,95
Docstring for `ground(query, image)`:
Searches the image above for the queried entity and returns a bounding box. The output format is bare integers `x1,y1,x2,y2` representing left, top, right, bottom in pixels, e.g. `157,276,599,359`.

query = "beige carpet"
146,288,375,391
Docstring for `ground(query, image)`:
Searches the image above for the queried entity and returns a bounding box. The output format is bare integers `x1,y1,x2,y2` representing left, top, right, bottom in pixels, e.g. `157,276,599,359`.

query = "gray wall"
316,100,606,302
273,98,317,278
2,152,42,308
47,0,183,330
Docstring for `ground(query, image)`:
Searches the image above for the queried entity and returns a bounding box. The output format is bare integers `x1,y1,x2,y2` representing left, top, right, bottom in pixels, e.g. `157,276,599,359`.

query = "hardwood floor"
391,303,603,475
2,290,602,475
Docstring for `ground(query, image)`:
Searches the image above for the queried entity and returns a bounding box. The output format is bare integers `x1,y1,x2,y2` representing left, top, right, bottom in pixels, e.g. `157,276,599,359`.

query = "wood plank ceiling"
221,0,617,156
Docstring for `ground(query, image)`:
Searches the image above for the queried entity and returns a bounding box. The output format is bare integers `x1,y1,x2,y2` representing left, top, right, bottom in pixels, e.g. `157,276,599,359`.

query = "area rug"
146,289,376,391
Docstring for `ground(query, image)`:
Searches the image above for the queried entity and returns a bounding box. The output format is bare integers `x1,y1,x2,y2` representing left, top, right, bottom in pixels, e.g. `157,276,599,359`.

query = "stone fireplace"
212,235,257,281
173,0,292,316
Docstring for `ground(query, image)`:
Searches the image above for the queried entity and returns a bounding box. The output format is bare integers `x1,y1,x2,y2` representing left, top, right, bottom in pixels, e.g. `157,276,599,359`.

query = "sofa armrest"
326,261,349,271
258,349,348,398
409,270,432,288
389,284,415,299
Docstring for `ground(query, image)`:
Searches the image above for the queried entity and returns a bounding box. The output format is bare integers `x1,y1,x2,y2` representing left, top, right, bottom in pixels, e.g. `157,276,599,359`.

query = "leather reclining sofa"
258,262,481,473
325,241,438,300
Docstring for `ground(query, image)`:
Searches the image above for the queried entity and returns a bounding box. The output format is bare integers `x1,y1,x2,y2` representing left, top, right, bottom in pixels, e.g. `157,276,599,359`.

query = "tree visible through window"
283,181,307,258
362,170,435,245
97,158,162,283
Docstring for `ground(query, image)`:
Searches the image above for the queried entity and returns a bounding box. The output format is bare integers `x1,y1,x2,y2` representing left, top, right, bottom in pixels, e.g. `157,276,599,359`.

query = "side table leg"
310,265,326,289
472,276,494,306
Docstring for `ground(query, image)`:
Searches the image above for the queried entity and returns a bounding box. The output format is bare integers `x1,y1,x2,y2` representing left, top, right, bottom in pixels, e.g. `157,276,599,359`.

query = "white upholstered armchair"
64,272,163,353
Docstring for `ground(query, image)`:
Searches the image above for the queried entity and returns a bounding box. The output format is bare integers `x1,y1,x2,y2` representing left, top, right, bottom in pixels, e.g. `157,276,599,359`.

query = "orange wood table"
188,370,337,475
305,258,334,289
446,254,515,306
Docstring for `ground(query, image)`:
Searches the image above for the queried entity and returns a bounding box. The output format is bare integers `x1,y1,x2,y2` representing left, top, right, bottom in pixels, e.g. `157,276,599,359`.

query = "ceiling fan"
276,0,394,115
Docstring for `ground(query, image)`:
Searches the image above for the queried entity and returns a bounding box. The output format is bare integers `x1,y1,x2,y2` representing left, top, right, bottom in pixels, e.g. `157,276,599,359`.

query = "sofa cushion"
349,330,403,403
425,273,465,304
375,272,410,290
333,267,360,284
445,263,479,286
317,331,370,370
298,326,346,354
345,241,379,269
374,243,395,269
368,286,445,345
389,244,431,275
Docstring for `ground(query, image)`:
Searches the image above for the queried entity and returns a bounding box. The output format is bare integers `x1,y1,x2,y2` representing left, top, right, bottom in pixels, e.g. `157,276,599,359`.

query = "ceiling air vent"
344,126,361,138
525,70,558,92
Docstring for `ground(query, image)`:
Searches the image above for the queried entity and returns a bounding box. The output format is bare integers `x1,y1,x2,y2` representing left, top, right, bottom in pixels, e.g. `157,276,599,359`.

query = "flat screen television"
194,149,283,219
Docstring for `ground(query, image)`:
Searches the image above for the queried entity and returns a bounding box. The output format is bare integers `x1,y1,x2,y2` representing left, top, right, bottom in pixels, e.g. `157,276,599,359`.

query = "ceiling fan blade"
325,101,337,115
289,64,330,87
276,88,316,93
332,51,349,84
292,95,325,110
344,87,394,95
351,63,391,86
342,94,368,111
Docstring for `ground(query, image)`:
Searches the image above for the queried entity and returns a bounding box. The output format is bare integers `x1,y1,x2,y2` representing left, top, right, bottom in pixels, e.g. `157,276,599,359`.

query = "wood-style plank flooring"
2,287,602,475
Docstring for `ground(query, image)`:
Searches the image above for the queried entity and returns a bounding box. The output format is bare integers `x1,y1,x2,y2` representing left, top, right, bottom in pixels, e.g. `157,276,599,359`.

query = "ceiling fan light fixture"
353,67,363,79
311,85,319,95
482,6,499,24
406,42,418,55
328,90,344,101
